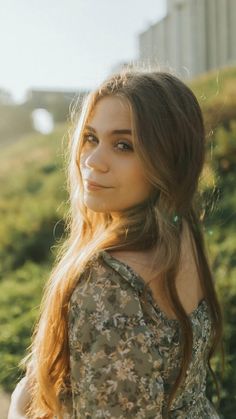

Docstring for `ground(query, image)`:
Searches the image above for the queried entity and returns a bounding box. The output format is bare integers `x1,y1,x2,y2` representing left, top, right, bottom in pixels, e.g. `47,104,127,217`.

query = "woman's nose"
84,144,109,172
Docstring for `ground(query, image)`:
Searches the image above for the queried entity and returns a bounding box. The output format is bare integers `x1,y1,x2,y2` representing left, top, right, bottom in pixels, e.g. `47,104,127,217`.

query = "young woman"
8,69,224,418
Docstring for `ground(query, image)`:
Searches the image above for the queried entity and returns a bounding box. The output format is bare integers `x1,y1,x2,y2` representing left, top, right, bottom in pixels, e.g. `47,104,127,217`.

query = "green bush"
0,261,49,391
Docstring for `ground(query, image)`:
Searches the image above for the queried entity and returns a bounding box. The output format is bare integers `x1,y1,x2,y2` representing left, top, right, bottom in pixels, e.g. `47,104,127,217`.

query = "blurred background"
0,0,235,417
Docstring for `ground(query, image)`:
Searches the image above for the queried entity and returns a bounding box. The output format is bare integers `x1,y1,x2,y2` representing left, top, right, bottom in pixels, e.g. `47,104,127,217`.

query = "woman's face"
79,96,153,215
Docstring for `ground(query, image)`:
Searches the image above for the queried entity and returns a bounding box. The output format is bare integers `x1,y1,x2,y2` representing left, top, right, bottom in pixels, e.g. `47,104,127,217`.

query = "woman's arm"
7,376,31,419
68,268,164,418
8,361,34,419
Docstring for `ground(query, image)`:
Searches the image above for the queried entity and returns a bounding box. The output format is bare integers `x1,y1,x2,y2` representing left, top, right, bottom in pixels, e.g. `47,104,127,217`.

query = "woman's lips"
85,181,112,191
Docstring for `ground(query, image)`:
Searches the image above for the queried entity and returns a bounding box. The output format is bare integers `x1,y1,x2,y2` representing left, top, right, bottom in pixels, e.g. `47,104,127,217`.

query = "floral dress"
59,250,221,418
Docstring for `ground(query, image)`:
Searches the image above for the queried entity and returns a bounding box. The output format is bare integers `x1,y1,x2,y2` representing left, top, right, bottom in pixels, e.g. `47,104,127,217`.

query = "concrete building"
138,0,236,79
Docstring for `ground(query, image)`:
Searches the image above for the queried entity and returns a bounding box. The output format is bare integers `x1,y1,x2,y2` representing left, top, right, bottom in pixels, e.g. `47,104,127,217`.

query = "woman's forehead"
87,96,132,130
91,95,130,115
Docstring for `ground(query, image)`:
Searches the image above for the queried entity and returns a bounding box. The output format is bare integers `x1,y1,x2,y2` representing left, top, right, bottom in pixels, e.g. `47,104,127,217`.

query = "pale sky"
0,0,166,102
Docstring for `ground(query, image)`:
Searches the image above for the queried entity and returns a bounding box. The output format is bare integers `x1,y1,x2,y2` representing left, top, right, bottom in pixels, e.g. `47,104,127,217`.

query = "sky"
0,0,166,103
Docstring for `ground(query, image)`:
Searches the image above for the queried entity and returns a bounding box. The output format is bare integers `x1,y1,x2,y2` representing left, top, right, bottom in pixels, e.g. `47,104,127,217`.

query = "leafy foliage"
0,124,69,391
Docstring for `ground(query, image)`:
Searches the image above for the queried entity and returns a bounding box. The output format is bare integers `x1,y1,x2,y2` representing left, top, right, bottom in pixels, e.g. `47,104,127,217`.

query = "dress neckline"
100,249,207,324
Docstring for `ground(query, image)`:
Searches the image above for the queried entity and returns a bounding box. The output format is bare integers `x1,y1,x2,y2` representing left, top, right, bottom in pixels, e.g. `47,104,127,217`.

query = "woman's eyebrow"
85,125,132,135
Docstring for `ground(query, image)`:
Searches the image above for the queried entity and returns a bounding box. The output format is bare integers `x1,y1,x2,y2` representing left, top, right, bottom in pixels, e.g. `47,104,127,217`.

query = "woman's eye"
116,141,133,152
82,134,132,152
83,134,97,143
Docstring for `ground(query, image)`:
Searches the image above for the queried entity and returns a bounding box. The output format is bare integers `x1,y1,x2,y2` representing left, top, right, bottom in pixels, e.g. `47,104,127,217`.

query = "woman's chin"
83,197,110,213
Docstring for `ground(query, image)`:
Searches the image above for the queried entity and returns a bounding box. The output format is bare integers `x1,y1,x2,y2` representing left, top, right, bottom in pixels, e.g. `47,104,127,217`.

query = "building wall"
138,0,236,79
228,0,236,63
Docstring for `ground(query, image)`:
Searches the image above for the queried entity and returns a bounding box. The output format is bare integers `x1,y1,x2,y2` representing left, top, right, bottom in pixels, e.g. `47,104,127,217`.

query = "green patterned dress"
59,250,221,418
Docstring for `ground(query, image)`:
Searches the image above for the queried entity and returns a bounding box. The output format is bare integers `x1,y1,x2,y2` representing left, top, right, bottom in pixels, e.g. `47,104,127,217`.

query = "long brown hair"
20,68,224,418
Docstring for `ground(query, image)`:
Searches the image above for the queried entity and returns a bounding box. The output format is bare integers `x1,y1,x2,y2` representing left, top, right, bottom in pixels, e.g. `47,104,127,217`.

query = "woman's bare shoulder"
108,220,204,319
